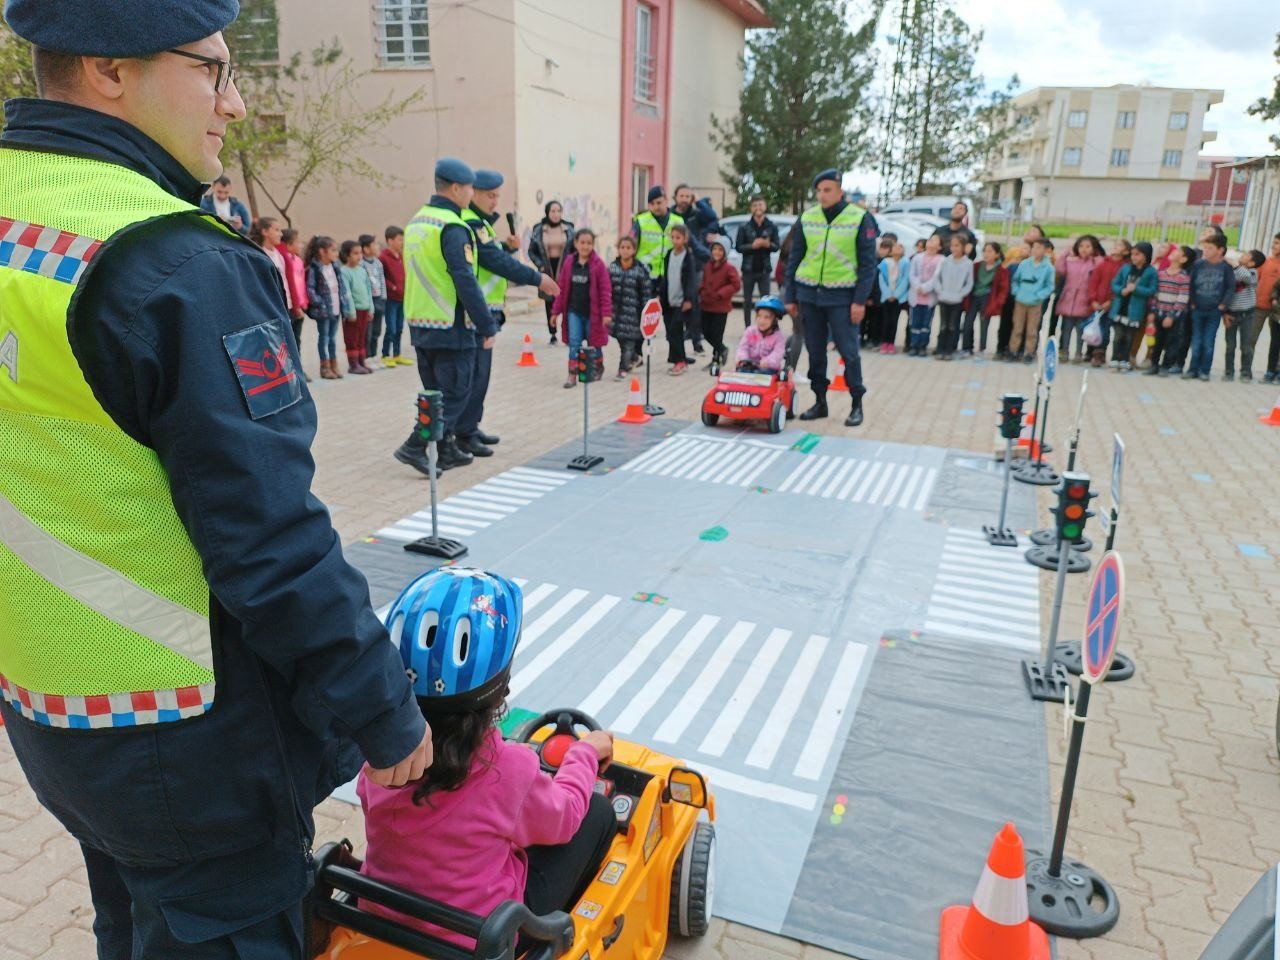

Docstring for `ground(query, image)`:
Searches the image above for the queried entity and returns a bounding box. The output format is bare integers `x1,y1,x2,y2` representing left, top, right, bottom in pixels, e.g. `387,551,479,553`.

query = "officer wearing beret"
392,158,495,473
455,168,558,458
784,168,879,427
632,185,686,297
0,2,431,956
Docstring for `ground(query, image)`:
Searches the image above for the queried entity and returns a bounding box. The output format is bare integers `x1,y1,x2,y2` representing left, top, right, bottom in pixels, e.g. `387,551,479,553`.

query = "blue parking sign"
1043,336,1058,384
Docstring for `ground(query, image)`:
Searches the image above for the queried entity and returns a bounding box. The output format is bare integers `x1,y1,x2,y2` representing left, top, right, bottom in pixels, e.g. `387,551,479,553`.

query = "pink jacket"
1054,254,1101,318
358,728,599,947
551,251,613,347
281,248,309,316
735,325,786,370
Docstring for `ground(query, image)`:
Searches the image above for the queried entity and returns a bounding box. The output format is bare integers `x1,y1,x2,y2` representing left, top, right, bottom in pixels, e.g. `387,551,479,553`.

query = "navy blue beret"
647,185,665,203
4,0,239,56
812,168,841,189
434,157,475,186
473,169,504,190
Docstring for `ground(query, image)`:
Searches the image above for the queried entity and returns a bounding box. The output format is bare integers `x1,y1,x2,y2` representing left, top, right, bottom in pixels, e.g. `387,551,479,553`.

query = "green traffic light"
1062,522,1082,540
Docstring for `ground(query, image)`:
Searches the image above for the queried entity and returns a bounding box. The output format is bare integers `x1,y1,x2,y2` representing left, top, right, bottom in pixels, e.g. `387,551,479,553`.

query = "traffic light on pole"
1055,471,1095,543
999,393,1025,440
416,390,445,443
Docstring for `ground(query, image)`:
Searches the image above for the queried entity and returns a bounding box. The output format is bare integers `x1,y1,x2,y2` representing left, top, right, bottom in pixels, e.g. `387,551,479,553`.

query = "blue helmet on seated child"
387,567,523,709
754,296,786,317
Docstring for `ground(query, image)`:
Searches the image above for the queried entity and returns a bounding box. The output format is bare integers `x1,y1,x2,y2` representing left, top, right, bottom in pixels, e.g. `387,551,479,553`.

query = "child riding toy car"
700,296,795,434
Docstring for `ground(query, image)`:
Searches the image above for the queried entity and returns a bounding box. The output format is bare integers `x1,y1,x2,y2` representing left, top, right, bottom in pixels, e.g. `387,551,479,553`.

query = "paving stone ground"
4,293,1280,959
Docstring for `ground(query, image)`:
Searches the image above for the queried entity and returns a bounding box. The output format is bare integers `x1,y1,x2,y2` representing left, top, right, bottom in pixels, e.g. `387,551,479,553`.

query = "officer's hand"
483,336,496,349
850,302,865,325
681,301,692,312
539,275,560,297
504,236,520,251
367,724,433,788
786,302,798,319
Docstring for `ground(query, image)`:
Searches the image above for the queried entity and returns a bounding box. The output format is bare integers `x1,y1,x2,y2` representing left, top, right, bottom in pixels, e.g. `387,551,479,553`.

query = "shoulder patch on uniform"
222,318,304,420
464,244,474,264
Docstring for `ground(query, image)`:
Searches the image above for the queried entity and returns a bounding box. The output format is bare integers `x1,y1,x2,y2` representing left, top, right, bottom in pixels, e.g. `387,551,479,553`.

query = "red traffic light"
1066,483,1088,499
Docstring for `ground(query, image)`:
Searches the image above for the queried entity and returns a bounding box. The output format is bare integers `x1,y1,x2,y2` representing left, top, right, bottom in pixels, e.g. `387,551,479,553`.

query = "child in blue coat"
1109,242,1157,371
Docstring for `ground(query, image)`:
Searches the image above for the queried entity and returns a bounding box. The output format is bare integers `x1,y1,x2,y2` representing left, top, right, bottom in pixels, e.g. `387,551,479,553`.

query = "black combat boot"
436,435,475,469
845,396,864,427
798,391,828,421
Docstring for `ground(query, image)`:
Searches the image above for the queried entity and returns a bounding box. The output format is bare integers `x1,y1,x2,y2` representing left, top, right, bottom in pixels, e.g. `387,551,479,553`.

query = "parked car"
879,195,978,223
717,213,796,279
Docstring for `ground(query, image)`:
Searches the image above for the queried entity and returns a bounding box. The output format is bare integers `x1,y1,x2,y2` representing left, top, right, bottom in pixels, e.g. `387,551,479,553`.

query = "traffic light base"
1013,460,1061,486
1054,642,1136,682
567,454,604,472
982,523,1019,547
1030,527,1093,552
1024,853,1121,938
642,404,666,417
1022,659,1072,702
403,536,468,560
1025,543,1092,573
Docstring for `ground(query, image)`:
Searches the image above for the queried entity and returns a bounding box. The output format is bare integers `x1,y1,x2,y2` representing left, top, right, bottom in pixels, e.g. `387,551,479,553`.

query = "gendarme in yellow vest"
0,147,226,728
462,208,507,309
404,203,480,329
634,210,685,280
794,203,863,289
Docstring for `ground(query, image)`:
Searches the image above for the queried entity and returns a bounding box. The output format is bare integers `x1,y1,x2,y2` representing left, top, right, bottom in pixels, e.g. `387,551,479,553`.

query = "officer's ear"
79,56,132,104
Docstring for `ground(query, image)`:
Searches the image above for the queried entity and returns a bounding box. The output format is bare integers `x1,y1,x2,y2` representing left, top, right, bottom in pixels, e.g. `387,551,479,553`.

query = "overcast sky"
849,0,1279,195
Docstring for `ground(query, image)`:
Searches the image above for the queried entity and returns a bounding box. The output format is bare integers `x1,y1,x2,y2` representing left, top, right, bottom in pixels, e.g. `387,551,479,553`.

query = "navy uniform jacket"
468,204,542,294
784,200,880,308
1,99,424,912
410,195,495,351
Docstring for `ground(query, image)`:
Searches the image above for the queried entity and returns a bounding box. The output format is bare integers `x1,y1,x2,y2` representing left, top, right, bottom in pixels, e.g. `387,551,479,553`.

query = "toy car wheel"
786,387,797,420
669,821,715,937
768,401,784,434
701,409,719,427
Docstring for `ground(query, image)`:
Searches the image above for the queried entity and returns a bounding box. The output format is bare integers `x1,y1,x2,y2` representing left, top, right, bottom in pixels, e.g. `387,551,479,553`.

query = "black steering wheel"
516,709,601,771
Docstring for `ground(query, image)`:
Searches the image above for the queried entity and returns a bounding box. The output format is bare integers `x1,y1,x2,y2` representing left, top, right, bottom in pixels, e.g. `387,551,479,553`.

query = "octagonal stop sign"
640,298,662,340
1082,551,1125,684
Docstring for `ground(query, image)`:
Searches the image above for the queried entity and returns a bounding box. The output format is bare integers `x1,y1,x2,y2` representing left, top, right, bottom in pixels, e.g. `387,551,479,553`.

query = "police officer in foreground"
393,158,495,474
0,3,431,956
784,168,879,427
456,168,558,459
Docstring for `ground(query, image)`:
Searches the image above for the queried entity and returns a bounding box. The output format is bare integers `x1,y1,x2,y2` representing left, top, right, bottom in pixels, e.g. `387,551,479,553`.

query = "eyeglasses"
165,49,240,95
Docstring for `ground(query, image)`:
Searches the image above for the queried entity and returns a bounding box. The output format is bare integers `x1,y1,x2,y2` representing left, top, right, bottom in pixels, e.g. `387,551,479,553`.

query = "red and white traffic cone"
830,358,849,392
617,377,652,424
1260,393,1280,427
1014,410,1040,460
517,333,539,367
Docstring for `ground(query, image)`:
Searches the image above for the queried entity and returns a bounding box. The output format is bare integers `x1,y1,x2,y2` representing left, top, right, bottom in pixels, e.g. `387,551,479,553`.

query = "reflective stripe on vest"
634,211,685,279
0,147,219,728
795,204,862,289
463,209,508,308
404,205,477,329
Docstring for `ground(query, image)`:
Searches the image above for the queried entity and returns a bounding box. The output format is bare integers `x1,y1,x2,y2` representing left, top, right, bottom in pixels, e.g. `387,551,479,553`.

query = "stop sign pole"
640,298,665,417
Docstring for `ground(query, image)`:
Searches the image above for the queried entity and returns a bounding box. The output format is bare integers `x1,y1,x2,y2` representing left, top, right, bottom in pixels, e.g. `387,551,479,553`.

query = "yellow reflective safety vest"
405,203,479,329
462,208,507,309
0,147,225,728
634,210,685,279
794,203,863,289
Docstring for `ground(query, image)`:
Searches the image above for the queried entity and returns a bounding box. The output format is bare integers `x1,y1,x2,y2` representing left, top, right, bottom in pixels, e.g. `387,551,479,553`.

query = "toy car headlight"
750,394,761,407
714,391,725,403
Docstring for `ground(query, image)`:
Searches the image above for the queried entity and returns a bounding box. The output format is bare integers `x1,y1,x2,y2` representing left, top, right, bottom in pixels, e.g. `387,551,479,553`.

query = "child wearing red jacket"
1085,239,1130,366
698,237,741,369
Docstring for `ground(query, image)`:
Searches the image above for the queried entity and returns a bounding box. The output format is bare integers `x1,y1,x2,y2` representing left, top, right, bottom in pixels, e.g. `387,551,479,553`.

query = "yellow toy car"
307,708,716,960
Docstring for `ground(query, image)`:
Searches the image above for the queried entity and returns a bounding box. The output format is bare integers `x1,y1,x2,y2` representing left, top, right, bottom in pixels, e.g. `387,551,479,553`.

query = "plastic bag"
1081,310,1104,346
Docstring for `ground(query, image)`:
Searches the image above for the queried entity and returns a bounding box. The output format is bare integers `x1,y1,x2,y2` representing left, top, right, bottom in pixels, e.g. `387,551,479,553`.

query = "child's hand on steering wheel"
581,730,615,770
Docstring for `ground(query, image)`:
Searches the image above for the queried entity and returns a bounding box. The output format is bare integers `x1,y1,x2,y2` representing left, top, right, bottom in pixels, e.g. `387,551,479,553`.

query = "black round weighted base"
1025,854,1121,938
1029,527,1093,552
1054,642,1136,681
1025,544,1091,573
1013,460,1061,486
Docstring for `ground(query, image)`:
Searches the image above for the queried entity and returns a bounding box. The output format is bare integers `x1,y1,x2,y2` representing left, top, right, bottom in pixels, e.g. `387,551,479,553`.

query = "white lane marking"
923,620,1039,651
867,461,898,505
944,541,1037,564
933,584,1040,614
698,627,792,758
622,437,692,473
609,614,720,735
804,457,843,498
927,600,1039,630
702,445,755,484
468,485,536,504
692,762,817,812
745,634,830,770
508,595,621,699
578,609,688,717
777,459,810,493
446,492,520,513
728,448,782,487
939,554,1037,578
935,572,1040,600
896,464,923,509
515,589,589,654
520,582,558,613
506,466,571,483
836,461,869,500
384,519,475,539
478,477,553,496
692,444,745,483
653,621,756,744
667,442,723,480
793,642,868,780
788,456,824,496
914,467,938,510
851,461,883,502
821,459,856,499
424,503,498,522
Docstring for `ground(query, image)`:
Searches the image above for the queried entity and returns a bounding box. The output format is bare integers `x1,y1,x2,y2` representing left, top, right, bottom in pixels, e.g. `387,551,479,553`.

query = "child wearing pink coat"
735,299,788,372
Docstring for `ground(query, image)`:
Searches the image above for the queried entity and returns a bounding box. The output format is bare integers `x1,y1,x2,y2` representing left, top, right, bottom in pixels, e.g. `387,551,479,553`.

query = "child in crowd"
877,242,909,354
1146,244,1192,376
608,236,650,379
1109,242,1157,371
1260,233,1280,384
906,235,942,356
1007,238,1054,363
1223,250,1262,381
280,228,310,364
550,228,613,388
360,568,617,949
338,240,374,375
736,297,788,373
657,224,697,375
698,238,741,369
1055,234,1102,361
359,234,388,369
933,233,973,360
1185,234,1235,381
863,237,892,347
1085,238,1130,366
964,241,1007,356
379,226,410,366
304,235,349,379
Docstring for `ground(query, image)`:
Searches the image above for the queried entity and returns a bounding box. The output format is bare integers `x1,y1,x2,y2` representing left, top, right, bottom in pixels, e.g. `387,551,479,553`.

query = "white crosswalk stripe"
620,436,779,488
923,528,1042,650
777,455,937,511
375,468,571,542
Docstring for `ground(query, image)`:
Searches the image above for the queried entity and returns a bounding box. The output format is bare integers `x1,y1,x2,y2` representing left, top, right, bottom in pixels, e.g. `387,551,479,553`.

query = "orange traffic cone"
517,333,539,367
1260,394,1280,426
617,377,652,424
830,358,849,392
939,823,1049,960
1014,411,1040,460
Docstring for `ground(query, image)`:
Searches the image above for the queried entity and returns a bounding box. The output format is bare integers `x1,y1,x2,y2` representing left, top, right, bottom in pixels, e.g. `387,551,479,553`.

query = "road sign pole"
428,441,440,536
1048,678,1091,876
640,299,666,417
996,438,1014,531
1015,381,1060,486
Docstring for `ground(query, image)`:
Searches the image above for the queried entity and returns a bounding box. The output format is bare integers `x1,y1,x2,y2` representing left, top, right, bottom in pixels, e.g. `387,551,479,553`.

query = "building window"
1007,150,1021,162
228,0,279,63
634,4,657,103
375,0,430,67
1169,112,1189,130
1061,147,1081,166
1110,148,1130,167
1116,111,1135,129
631,164,652,216
1067,110,1087,128
1163,149,1183,168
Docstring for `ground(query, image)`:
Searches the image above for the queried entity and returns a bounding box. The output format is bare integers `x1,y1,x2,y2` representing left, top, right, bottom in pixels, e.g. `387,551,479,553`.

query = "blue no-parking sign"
1083,551,1125,684
1043,336,1058,385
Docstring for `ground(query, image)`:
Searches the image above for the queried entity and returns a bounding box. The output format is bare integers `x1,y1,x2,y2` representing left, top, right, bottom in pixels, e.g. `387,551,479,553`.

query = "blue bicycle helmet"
386,567,523,710
754,295,786,316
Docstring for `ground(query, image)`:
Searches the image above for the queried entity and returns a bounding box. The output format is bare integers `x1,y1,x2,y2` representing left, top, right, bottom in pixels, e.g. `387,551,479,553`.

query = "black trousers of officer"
407,344,475,445
456,311,502,441
801,301,866,400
